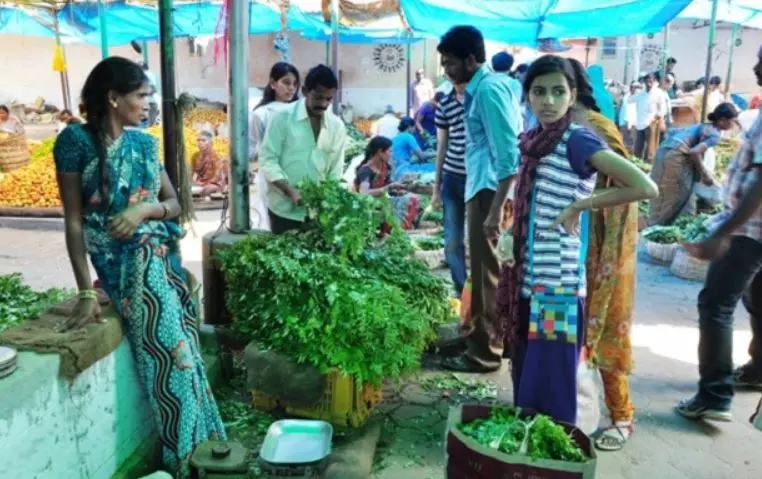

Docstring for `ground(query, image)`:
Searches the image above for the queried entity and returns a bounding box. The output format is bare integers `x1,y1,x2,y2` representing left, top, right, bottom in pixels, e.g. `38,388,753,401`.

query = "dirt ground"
2,211,761,478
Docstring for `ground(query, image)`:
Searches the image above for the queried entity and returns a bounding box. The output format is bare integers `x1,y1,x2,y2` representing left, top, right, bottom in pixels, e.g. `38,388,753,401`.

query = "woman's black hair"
0,105,9,114
397,116,415,132
437,26,486,63
707,102,738,124
565,58,600,113
709,75,722,86
522,55,577,95
255,61,300,110
80,56,147,210
357,135,393,172
304,64,338,92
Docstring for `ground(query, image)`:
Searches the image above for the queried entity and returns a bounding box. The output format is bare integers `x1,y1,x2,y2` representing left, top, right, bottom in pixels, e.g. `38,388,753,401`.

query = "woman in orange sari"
568,59,638,451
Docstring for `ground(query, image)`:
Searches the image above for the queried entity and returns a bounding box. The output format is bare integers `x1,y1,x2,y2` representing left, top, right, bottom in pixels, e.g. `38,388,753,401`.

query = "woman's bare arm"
576,150,659,210
57,173,93,291
140,171,181,220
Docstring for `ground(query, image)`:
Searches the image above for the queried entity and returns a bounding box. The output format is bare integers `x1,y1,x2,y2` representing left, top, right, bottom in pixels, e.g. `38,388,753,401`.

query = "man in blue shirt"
437,26,522,373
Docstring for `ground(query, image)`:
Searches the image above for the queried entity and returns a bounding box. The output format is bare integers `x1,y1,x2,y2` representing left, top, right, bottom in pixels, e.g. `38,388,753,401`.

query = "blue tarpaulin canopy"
0,5,81,40
400,0,692,46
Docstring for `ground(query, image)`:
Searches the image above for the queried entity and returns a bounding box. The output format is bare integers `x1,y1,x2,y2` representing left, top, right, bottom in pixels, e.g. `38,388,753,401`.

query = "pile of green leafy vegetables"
674,214,711,242
643,225,683,244
0,273,72,334
458,408,588,463
218,180,453,386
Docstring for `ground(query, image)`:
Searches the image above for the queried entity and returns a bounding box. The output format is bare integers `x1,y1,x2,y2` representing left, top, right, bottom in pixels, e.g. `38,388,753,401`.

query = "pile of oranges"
0,138,61,208
0,127,229,209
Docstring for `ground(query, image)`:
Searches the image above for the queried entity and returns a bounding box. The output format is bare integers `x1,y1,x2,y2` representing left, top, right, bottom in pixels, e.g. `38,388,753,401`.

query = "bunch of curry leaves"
218,180,452,386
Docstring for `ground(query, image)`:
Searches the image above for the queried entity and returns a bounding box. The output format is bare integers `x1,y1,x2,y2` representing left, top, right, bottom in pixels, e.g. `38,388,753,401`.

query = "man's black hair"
434,91,446,102
667,57,677,64
304,64,338,91
437,26,486,63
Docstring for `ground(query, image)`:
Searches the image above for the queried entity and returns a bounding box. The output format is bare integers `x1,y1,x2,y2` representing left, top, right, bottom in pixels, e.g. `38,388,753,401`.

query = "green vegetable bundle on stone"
218,180,452,386
0,273,72,334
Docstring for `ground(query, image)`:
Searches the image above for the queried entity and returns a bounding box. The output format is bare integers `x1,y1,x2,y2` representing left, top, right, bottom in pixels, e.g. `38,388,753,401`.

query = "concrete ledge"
0,340,155,479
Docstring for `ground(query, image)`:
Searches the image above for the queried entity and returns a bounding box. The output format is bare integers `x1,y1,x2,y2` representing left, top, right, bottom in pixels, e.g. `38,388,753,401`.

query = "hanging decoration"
213,0,231,66
372,44,405,73
274,0,291,62
640,44,664,73
52,44,67,72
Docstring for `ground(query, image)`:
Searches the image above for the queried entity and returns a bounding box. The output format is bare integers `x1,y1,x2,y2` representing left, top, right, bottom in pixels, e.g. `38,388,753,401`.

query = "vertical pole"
141,40,149,66
406,39,412,115
622,35,631,84
158,0,178,188
97,0,109,58
228,0,251,233
661,23,670,80
701,0,720,123
330,0,339,113
423,39,428,77
725,23,739,95
584,37,591,67
52,12,71,111
633,34,642,82
325,40,330,64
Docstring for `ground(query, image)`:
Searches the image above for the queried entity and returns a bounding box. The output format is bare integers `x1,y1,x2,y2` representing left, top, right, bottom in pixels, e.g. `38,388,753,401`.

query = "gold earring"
110,100,118,108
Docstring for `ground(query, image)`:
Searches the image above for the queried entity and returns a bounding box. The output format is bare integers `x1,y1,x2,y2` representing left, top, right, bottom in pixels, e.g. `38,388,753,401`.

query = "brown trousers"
464,189,503,369
633,121,661,161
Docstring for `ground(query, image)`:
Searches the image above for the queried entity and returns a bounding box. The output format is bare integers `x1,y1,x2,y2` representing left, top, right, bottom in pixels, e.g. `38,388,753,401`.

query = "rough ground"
2,211,761,479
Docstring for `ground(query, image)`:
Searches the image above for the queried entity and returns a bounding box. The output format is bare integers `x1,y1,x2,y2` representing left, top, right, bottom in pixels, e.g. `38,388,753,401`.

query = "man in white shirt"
372,105,400,139
142,63,160,126
410,69,435,115
618,81,641,150
633,73,667,161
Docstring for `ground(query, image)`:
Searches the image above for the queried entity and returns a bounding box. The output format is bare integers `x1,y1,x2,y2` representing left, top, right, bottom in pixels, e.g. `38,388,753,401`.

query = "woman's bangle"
78,289,98,300
160,203,169,219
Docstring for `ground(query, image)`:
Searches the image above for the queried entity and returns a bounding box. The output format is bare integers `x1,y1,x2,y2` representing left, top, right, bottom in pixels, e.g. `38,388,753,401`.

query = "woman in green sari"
53,57,226,476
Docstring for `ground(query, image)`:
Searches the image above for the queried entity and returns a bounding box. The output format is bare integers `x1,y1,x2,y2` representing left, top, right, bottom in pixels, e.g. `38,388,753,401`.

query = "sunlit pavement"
2,213,762,478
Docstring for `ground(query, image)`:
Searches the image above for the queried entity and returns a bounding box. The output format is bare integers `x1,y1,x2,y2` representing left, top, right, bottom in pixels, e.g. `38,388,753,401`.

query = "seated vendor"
415,92,444,148
354,136,422,230
391,117,436,181
0,105,24,135
191,131,226,198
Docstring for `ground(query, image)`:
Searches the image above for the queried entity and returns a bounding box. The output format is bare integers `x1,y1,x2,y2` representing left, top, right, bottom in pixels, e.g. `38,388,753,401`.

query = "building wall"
596,22,762,94
0,33,440,118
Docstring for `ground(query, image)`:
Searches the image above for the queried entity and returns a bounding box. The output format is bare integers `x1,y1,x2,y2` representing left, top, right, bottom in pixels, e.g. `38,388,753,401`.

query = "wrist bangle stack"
78,289,98,300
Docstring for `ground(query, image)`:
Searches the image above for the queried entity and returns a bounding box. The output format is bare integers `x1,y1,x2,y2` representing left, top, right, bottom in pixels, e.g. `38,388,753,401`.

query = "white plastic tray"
259,420,332,464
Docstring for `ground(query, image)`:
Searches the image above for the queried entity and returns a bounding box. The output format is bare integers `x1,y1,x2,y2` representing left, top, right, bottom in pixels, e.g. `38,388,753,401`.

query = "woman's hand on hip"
549,204,582,237
57,298,103,332
108,205,146,240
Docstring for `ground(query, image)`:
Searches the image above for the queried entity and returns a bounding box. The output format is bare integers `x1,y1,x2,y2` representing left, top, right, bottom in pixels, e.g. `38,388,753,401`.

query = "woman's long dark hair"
80,57,147,210
255,62,300,110
357,136,393,172
566,58,601,113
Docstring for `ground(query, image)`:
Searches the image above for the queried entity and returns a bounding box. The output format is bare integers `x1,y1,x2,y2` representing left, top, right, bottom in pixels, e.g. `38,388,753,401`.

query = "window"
601,37,617,58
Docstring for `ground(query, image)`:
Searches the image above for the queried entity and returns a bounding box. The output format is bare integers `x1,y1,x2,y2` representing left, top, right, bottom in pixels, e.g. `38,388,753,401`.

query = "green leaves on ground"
218,180,452,386
458,408,587,463
0,273,72,334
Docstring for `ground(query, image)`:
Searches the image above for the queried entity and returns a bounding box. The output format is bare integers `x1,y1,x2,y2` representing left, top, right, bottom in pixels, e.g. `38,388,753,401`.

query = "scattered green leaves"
643,225,683,244
420,373,498,401
458,408,588,463
0,273,72,334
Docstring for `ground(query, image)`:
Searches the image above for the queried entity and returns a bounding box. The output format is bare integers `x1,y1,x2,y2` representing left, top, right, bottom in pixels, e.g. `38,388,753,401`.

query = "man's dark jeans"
697,236,762,409
742,262,762,372
441,172,467,297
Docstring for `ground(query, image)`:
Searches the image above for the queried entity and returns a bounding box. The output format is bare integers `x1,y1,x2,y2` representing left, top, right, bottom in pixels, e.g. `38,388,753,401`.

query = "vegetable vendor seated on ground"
353,136,422,230
0,105,24,135
259,64,347,235
191,130,227,199
391,117,436,181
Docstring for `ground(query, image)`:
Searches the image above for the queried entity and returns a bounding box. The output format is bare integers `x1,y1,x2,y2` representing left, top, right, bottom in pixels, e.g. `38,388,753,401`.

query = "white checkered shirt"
707,110,762,242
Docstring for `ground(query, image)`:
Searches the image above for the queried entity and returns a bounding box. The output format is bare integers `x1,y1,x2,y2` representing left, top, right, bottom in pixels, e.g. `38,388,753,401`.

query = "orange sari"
581,110,639,423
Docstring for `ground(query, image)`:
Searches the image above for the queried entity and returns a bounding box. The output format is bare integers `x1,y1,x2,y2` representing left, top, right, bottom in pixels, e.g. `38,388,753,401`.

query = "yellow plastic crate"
250,368,383,428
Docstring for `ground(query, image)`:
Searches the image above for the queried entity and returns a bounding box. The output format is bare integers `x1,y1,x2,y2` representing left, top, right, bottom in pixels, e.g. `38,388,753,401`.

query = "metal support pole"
330,0,339,113
725,23,739,95
633,34,642,81
52,12,71,111
661,23,670,80
622,35,631,85
228,0,251,233
158,0,178,189
325,40,330,64
97,0,109,58
584,37,591,67
406,39,412,115
701,0,720,123
423,40,428,76
141,40,149,66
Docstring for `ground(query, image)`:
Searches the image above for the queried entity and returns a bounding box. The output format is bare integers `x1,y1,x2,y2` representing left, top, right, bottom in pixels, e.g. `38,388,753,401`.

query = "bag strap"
527,186,590,287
